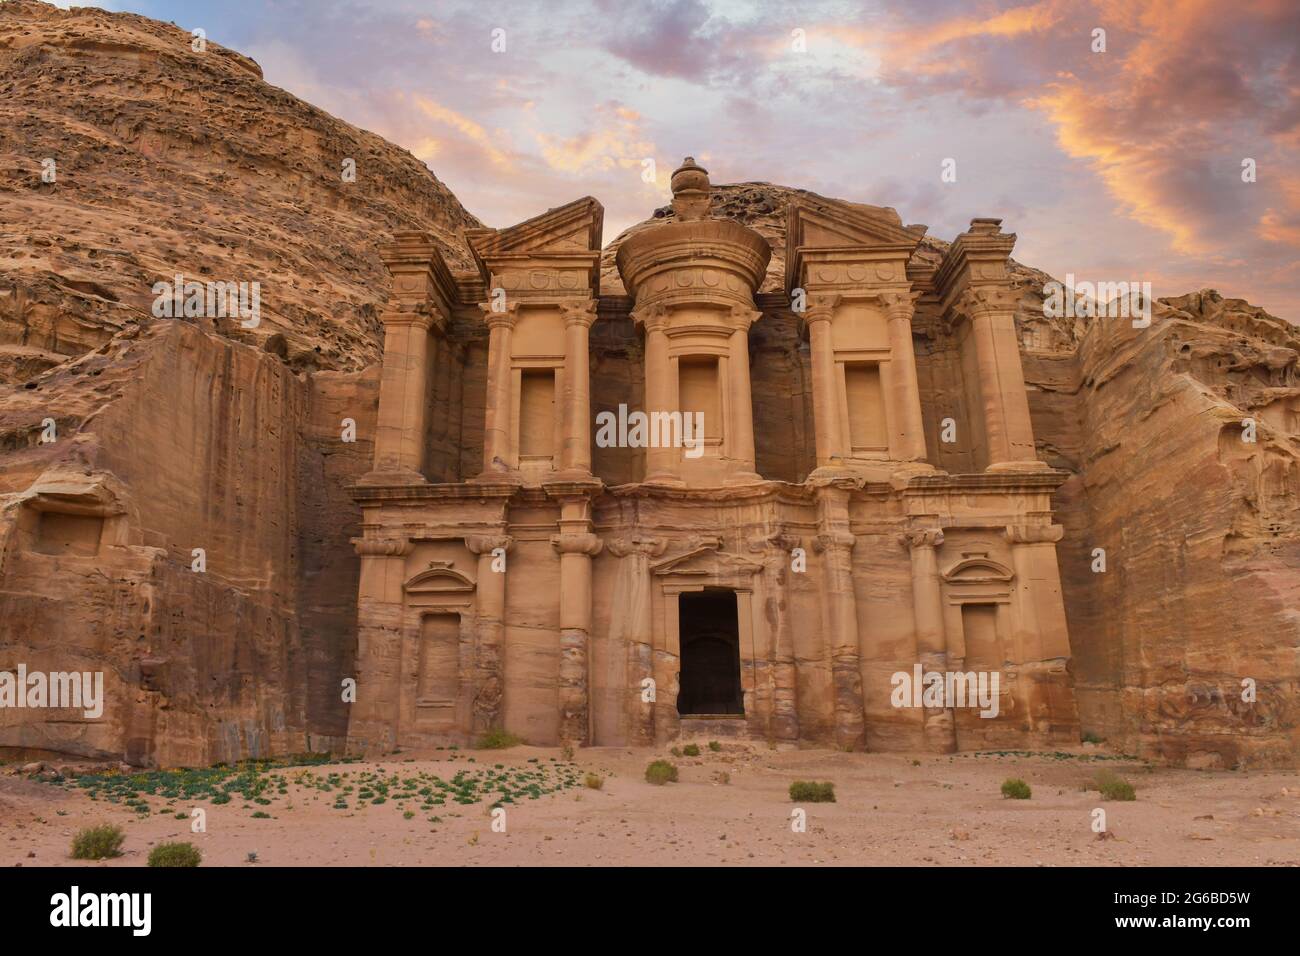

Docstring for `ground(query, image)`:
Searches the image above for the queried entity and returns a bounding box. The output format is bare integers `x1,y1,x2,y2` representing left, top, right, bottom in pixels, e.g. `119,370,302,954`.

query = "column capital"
813,531,856,555
560,298,598,328
882,289,921,318
958,285,1017,321
351,535,412,556
551,532,603,556
632,301,670,333
1004,523,1064,545
728,304,762,330
479,300,520,329
804,292,841,325
379,305,439,332
466,533,514,555
899,527,945,550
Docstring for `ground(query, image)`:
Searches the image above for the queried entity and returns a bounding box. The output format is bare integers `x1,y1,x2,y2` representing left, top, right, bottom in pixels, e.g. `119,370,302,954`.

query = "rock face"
0,0,477,765
1,2,1296,768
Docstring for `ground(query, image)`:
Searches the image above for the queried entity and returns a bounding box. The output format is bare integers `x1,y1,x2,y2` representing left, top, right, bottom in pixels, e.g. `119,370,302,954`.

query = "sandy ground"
2,746,1298,867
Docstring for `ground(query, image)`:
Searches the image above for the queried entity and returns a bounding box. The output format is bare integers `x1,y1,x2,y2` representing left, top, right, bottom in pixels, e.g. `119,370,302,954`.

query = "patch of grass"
708,740,721,752
476,729,524,750
1095,770,1136,801
682,743,701,757
1001,778,1032,800
669,746,681,757
1082,732,1106,744
147,842,201,867
788,781,835,803
644,760,678,786
71,824,124,860
584,773,603,790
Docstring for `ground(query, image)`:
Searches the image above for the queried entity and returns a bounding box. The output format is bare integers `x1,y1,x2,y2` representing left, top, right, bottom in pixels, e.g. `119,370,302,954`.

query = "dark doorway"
677,589,743,715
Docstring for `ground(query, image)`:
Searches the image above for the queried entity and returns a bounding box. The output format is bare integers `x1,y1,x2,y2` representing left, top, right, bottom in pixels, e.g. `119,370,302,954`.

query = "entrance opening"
677,588,743,715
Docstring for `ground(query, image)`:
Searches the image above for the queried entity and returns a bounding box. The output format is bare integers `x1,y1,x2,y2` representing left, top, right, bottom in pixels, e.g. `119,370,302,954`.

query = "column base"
722,470,764,486
642,472,685,487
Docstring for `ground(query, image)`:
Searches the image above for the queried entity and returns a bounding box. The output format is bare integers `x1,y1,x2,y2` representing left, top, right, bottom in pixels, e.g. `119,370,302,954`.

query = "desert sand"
3,745,1297,867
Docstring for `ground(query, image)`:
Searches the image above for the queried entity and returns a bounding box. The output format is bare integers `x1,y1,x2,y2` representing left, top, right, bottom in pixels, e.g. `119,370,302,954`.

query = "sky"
57,0,1300,317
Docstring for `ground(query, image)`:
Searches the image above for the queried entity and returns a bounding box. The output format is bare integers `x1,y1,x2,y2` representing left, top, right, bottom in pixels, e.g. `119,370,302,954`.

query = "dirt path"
3,746,1297,867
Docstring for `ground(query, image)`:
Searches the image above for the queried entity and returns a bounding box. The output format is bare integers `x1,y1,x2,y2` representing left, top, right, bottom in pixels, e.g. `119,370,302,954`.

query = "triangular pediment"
787,198,925,253
652,544,763,577
468,196,604,262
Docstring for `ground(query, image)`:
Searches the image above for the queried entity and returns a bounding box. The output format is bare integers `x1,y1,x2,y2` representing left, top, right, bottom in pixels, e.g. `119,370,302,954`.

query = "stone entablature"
348,157,1080,753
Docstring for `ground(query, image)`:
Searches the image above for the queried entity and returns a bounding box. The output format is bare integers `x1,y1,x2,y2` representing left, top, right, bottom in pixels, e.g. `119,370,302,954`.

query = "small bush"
645,760,678,785
1095,771,1136,801
147,842,201,868
1001,778,1032,800
669,746,681,757
789,781,835,802
1082,731,1105,744
682,743,701,757
584,773,603,790
476,729,523,750
71,824,124,860
708,740,721,752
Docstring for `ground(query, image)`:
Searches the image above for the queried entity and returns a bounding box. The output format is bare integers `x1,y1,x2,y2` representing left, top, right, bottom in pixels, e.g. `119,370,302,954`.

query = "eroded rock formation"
1,0,1296,768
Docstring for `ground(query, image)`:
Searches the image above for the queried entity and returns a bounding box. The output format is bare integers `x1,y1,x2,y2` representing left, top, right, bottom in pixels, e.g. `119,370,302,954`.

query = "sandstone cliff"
1,1,1295,768
0,0,476,764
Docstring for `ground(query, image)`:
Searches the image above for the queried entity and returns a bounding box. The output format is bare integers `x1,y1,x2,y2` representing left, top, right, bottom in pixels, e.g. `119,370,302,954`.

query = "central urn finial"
671,156,711,220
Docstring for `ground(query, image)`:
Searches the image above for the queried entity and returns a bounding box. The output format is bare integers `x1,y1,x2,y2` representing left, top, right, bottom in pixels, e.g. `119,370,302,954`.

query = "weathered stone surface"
2,2,1295,769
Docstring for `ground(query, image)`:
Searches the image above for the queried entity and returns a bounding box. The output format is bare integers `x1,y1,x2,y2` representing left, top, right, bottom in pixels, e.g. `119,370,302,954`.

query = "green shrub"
147,842,201,867
71,824,124,860
708,740,721,752
645,760,678,785
584,773,603,790
789,781,835,802
1082,731,1105,744
1095,770,1136,801
682,743,701,757
476,729,523,750
1001,778,1032,799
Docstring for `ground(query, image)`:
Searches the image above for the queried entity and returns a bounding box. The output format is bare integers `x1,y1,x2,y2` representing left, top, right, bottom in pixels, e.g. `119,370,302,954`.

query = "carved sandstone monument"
1,2,1296,770
349,157,1078,755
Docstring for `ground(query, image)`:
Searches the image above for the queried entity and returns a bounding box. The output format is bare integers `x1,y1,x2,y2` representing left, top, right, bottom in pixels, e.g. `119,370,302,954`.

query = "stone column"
814,486,865,750
466,533,513,731
639,304,678,483
805,294,843,468
961,288,1038,469
902,528,957,753
371,311,435,480
479,302,519,476
883,291,929,462
727,305,760,479
552,498,602,745
347,536,412,752
751,532,801,744
607,535,665,745
559,300,596,476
